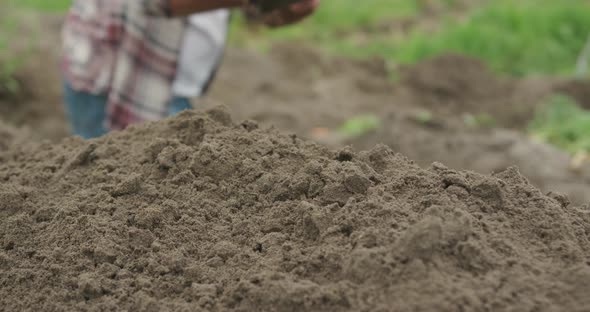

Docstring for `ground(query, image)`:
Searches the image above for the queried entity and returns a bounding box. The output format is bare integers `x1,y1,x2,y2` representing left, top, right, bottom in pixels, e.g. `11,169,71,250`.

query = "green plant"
233,0,590,77
529,94,590,154
0,1,56,96
229,0,421,49
414,110,434,124
0,10,24,95
337,114,381,138
397,0,590,76
463,113,496,129
8,0,71,12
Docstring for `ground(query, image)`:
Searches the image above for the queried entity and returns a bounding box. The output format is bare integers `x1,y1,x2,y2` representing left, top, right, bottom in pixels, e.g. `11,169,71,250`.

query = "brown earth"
1,108,589,311
2,8,590,312
3,29,590,205
210,45,590,133
0,12,68,141
0,121,31,151
395,54,590,127
205,45,590,204
3,12,590,206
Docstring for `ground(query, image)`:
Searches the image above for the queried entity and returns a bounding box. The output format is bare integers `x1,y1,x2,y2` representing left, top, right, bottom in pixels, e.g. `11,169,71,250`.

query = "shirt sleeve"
142,0,173,17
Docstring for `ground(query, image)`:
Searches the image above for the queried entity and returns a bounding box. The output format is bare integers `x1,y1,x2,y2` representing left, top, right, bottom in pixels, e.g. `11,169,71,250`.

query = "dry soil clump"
1,108,589,311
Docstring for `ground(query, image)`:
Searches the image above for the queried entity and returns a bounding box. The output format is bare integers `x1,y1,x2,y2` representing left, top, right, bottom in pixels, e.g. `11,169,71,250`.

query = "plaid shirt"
62,0,187,130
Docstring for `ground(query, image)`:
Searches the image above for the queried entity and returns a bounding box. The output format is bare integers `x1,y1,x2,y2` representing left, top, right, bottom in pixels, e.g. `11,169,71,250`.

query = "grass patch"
11,0,590,76
229,0,422,51
262,0,419,39
396,0,590,76
0,6,28,95
6,0,590,78
0,1,68,95
233,0,590,77
8,0,71,12
529,95,590,154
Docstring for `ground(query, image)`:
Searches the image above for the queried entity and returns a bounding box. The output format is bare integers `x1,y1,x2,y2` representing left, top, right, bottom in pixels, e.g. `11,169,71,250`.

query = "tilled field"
1,108,589,311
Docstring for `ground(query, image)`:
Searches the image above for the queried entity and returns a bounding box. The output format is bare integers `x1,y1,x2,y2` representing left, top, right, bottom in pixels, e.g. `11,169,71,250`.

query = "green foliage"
0,1,66,96
337,114,380,138
463,113,496,129
230,0,420,49
234,0,590,77
529,95,590,154
396,0,590,76
0,9,23,95
7,0,590,78
413,110,434,124
8,0,71,12
268,0,418,38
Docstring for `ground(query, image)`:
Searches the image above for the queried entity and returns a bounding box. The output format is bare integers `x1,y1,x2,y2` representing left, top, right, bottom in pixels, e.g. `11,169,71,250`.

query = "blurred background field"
7,0,590,75
231,0,590,77
1,0,590,156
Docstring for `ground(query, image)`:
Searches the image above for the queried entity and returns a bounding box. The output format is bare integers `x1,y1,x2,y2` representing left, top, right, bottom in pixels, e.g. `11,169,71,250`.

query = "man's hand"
262,0,320,28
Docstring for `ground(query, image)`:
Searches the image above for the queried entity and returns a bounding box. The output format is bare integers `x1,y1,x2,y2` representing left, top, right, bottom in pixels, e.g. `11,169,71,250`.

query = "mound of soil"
345,110,590,205
5,14,590,208
208,46,590,205
207,44,395,137
396,53,590,128
0,121,30,151
4,21,590,204
1,108,589,311
397,54,514,113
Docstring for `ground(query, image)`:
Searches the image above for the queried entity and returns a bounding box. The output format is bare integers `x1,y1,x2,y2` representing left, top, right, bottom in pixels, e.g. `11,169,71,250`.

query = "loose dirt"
394,53,590,128
205,45,590,204
0,122,30,151
1,108,589,311
348,113,590,206
5,34,590,204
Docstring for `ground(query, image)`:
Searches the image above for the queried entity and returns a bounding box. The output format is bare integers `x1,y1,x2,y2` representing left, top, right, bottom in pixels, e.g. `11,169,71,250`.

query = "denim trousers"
63,82,192,139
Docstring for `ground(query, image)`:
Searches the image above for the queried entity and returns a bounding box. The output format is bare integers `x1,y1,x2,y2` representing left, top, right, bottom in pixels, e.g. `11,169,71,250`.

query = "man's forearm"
167,0,246,16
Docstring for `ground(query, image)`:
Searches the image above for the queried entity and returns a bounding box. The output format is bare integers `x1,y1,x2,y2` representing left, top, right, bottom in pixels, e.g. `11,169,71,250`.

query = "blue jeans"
63,83,192,139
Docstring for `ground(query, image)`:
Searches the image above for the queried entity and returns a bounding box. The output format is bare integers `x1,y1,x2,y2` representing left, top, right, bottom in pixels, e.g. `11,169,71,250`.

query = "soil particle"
0,108,589,311
110,173,143,197
0,122,33,155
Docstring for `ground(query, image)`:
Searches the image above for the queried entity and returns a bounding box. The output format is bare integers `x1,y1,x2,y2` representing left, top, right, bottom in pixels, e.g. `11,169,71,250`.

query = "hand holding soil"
255,0,321,27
